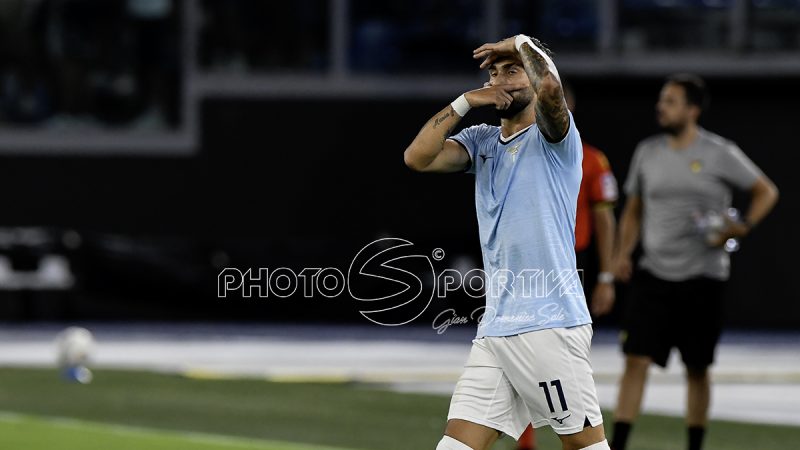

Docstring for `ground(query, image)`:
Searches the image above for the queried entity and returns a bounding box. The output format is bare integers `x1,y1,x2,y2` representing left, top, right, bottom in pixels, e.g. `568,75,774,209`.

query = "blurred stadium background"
0,1,798,449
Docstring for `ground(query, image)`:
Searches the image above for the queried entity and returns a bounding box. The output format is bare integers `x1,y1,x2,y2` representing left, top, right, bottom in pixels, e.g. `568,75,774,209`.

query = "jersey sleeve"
448,124,493,175
588,150,619,205
623,143,646,197
541,110,582,167
716,144,763,191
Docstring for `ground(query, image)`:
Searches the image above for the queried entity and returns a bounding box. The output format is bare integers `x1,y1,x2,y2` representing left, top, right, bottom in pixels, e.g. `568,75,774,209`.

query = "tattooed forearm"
518,43,569,142
432,106,458,147
534,94,569,143
518,44,549,91
432,107,456,129
404,103,466,172
438,122,457,147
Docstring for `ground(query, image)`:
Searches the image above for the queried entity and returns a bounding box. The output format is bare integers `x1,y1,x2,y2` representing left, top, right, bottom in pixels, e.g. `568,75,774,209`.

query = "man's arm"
516,39,569,143
473,35,568,142
403,104,467,173
590,204,617,316
613,195,642,282
404,84,527,173
709,175,779,245
593,205,617,275
745,175,780,227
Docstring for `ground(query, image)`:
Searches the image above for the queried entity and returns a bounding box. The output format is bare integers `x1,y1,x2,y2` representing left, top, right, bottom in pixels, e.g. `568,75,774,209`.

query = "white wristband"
597,272,614,284
451,94,472,117
514,34,561,83
514,34,535,52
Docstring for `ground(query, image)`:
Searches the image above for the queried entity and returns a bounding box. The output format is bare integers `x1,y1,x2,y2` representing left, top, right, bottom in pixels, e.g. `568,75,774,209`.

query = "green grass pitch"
0,368,797,450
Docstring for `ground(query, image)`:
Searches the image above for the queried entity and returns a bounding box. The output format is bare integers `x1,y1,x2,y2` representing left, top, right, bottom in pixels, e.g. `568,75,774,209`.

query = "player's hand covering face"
471,38,536,119
465,82,529,112
486,60,534,118
472,36,518,70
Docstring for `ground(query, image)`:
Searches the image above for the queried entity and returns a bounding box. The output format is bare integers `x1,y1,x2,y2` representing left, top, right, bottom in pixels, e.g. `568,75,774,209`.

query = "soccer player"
609,74,779,450
517,84,619,450
404,35,609,450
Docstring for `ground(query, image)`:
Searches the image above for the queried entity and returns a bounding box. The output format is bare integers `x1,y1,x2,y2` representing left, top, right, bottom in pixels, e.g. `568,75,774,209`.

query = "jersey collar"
499,124,533,144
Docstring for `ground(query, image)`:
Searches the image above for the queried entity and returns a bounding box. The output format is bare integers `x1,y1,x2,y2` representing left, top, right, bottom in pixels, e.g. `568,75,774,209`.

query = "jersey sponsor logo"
480,153,494,163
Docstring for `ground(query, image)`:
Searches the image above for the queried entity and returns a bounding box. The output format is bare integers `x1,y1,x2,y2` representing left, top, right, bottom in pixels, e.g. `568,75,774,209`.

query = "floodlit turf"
0,367,798,450
0,413,351,450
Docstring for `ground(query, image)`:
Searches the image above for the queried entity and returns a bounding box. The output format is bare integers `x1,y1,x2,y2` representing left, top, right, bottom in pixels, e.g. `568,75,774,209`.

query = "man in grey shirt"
609,74,779,450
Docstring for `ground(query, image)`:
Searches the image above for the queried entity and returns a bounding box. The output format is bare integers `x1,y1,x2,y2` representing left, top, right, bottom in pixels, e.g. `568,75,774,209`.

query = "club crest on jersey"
690,160,703,173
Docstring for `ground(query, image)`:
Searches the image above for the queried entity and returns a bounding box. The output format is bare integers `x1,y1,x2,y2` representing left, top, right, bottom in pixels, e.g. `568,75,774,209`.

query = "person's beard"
658,113,689,136
495,93,533,119
660,120,688,136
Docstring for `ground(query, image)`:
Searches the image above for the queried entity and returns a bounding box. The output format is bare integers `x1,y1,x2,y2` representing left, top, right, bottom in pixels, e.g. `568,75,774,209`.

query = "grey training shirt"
624,128,763,281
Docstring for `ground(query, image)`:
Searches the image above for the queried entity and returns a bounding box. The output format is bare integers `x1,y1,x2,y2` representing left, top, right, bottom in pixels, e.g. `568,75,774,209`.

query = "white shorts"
447,325,603,439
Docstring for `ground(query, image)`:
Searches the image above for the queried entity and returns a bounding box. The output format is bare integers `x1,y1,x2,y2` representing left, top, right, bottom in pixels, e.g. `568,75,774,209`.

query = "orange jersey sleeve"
586,148,618,205
575,144,618,251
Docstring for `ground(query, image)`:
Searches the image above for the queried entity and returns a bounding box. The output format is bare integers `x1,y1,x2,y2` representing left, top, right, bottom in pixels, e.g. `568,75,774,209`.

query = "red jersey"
575,143,618,252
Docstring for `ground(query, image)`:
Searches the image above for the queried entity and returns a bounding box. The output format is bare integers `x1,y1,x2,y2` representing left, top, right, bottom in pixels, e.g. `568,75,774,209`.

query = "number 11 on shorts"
538,379,568,413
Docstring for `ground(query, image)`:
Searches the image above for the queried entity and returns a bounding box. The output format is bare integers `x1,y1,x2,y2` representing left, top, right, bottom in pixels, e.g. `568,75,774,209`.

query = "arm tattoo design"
438,122,457,147
432,107,455,129
433,106,458,147
518,43,569,142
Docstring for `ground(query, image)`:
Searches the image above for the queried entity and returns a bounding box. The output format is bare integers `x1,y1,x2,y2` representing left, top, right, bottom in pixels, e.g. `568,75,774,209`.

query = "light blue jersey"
450,112,590,338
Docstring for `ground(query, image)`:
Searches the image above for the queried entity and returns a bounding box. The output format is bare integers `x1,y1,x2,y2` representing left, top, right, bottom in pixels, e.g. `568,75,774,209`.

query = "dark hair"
666,73,709,111
530,37,554,58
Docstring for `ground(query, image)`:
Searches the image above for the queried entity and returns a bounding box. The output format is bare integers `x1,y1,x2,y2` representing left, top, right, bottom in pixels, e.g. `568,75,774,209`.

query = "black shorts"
621,270,726,369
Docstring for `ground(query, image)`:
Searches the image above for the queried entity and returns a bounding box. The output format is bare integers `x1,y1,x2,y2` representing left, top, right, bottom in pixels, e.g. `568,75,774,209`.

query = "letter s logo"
347,238,435,326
